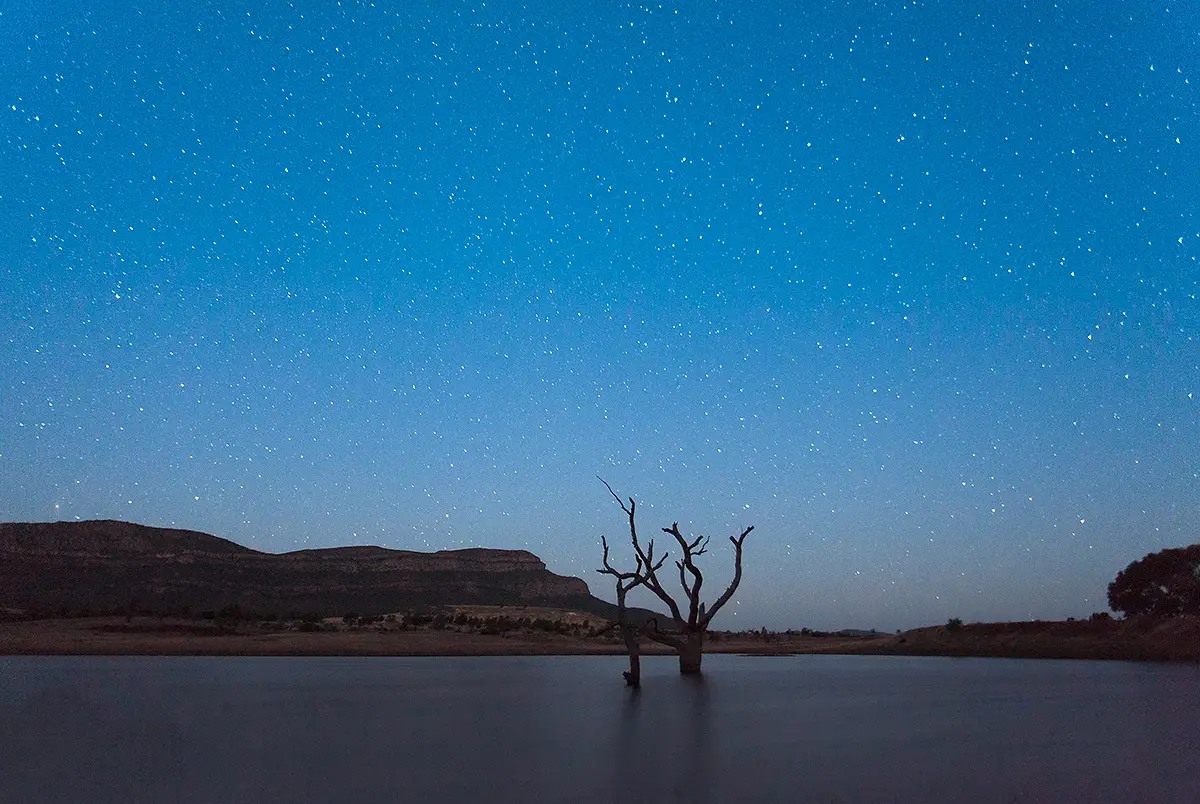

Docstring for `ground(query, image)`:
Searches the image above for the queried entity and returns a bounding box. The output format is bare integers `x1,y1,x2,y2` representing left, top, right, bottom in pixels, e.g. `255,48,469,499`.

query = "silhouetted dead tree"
599,479,753,675
597,534,663,687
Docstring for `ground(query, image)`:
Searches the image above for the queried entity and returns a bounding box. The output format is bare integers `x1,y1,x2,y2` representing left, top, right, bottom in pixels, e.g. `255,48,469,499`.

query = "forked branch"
699,525,754,627
599,477,683,625
600,479,753,628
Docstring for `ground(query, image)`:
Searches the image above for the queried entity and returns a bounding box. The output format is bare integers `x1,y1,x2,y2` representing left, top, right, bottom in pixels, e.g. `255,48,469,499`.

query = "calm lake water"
1,654,1197,803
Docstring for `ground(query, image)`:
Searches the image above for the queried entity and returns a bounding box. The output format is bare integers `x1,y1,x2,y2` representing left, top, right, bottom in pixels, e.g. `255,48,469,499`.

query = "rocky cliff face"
0,520,602,617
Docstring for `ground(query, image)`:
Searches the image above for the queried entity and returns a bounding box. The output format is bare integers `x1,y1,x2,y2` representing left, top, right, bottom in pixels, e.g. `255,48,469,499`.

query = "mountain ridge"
0,519,619,619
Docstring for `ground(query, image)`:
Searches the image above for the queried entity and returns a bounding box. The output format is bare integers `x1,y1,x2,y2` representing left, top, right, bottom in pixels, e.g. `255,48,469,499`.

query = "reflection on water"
1,654,1197,803
613,674,714,804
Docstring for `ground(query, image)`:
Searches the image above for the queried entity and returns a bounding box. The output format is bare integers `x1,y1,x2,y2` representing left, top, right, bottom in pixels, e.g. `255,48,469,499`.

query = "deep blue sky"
2,1,1197,630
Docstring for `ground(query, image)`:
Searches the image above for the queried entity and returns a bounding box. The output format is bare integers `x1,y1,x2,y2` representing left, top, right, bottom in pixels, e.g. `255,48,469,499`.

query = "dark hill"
0,520,621,619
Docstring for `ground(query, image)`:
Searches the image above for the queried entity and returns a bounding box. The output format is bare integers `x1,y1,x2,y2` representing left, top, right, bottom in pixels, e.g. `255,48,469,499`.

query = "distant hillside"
0,520,624,619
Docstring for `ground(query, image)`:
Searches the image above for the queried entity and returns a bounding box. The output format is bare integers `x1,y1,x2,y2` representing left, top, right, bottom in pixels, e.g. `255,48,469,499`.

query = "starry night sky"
2,1,1197,630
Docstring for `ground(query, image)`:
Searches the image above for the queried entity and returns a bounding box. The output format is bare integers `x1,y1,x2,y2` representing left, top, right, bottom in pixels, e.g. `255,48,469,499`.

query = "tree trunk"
621,625,641,687
678,631,704,675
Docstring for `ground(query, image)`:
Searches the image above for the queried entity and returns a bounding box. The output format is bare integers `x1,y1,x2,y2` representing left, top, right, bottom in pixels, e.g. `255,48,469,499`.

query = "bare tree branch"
664,522,709,627
700,525,754,628
642,629,686,651
640,617,686,651
598,535,643,590
596,529,652,687
592,621,617,638
599,477,685,625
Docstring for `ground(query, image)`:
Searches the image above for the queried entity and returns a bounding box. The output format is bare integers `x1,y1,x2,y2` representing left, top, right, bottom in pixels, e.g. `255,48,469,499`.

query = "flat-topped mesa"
0,520,599,617
279,545,552,574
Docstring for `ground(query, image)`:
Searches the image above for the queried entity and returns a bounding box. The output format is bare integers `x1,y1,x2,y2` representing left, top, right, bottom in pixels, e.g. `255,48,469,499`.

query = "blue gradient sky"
2,1,1197,630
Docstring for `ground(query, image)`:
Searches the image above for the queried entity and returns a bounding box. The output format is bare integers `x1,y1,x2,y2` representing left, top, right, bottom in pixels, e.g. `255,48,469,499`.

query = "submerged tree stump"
621,624,641,687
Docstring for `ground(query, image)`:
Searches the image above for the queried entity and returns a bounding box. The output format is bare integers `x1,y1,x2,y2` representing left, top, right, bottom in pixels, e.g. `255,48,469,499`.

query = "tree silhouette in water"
597,479,753,677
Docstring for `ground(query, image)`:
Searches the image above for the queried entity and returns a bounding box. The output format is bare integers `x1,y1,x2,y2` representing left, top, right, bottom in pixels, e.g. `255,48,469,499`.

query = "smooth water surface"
1,654,1197,803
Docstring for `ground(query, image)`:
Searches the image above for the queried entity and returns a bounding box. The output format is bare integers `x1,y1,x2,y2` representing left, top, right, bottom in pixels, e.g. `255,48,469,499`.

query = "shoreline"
0,616,871,658
2,615,1197,662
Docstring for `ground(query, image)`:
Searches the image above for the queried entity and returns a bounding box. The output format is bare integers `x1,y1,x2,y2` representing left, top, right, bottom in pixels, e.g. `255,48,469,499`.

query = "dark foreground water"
1,654,1197,804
